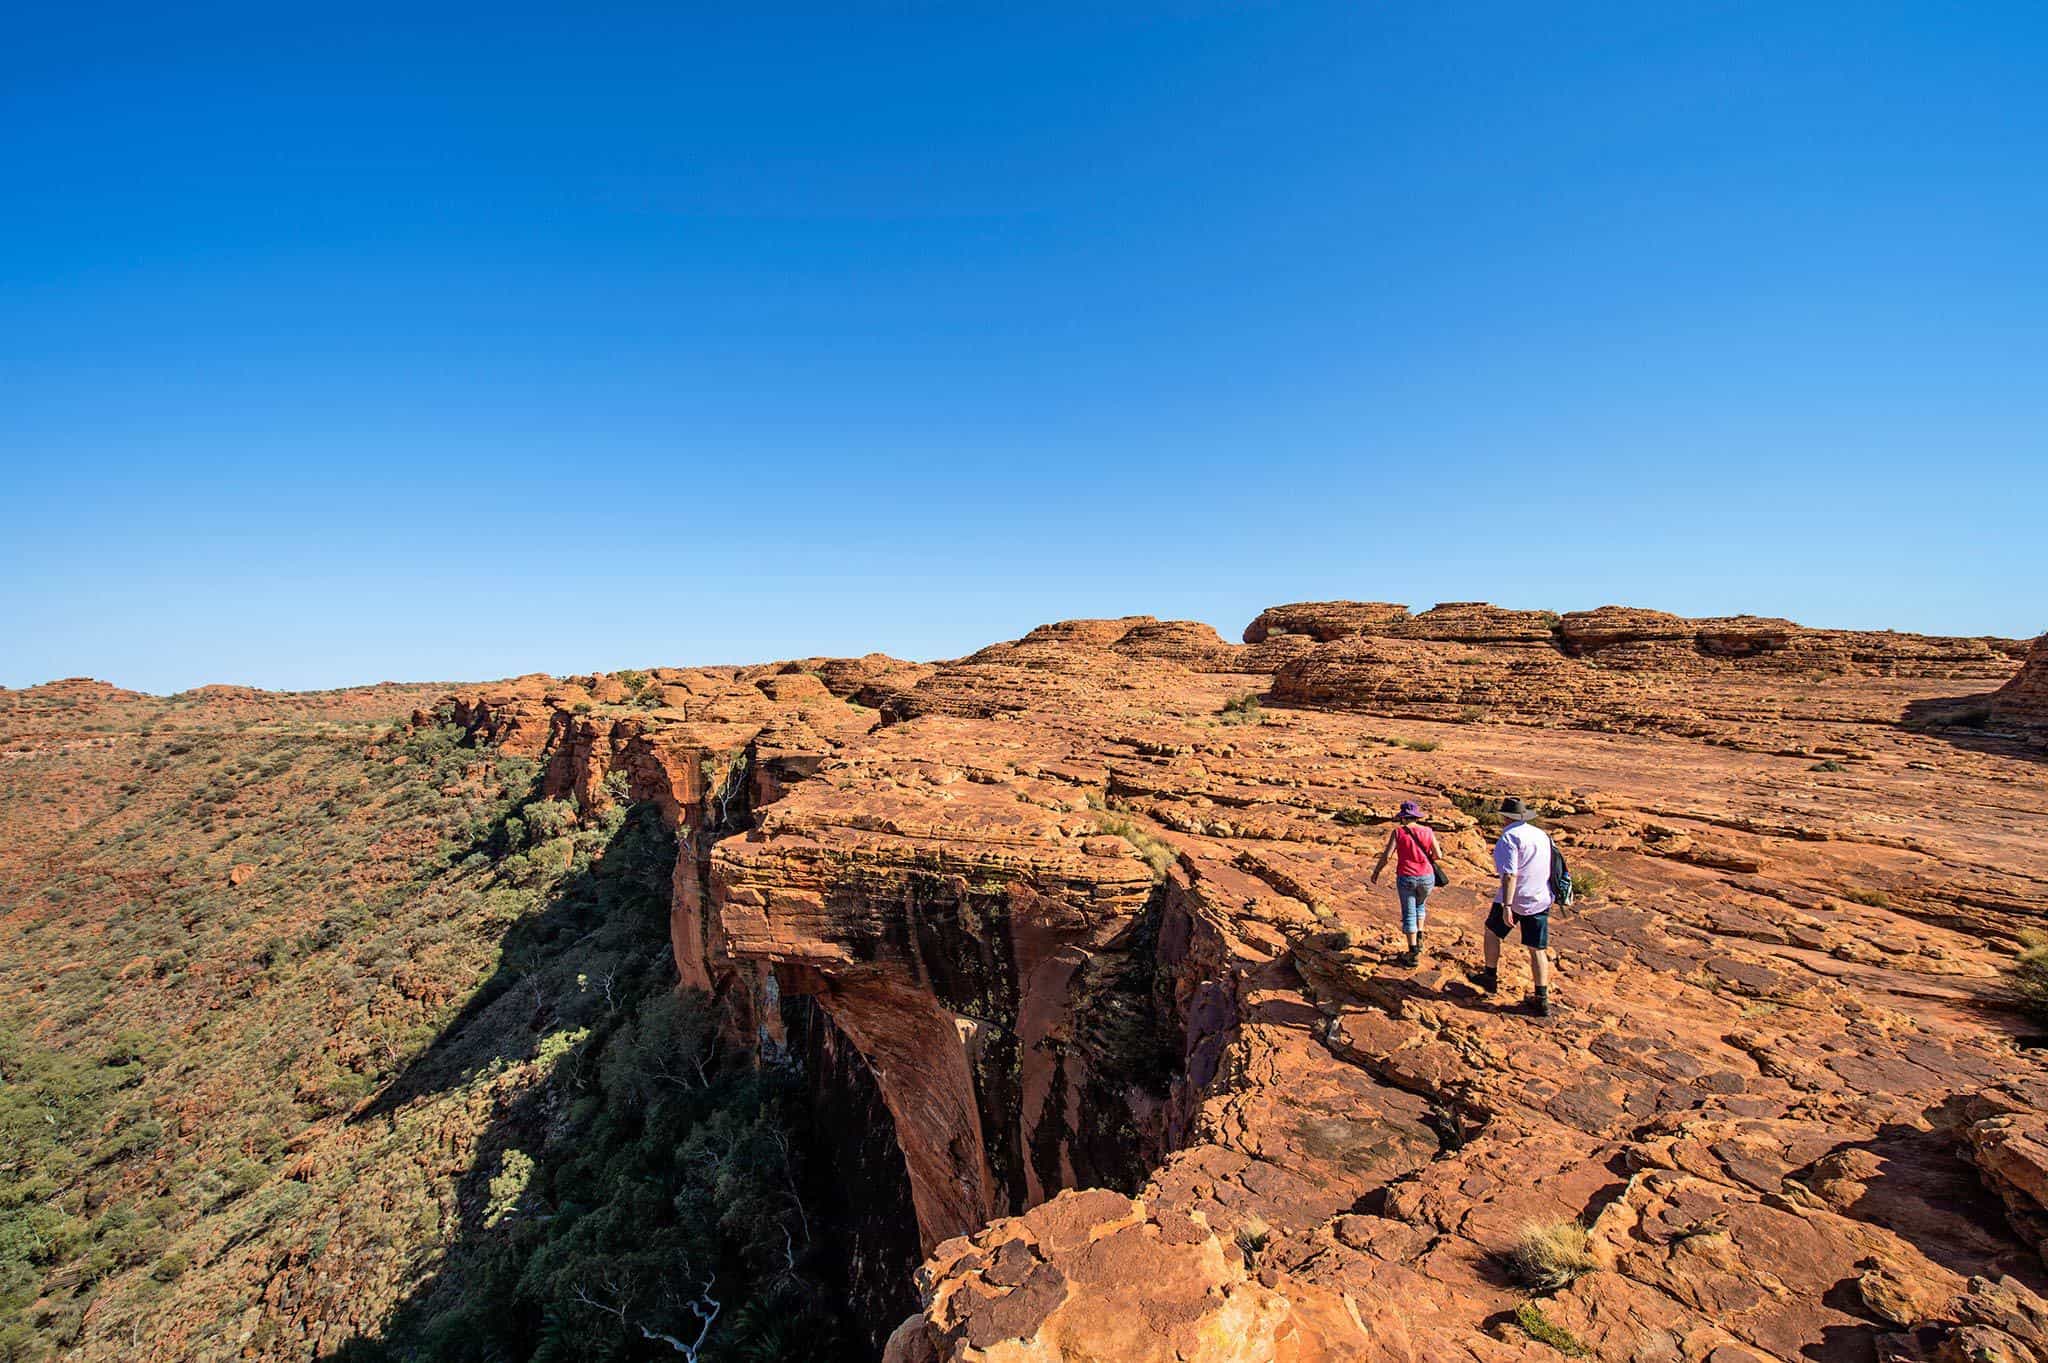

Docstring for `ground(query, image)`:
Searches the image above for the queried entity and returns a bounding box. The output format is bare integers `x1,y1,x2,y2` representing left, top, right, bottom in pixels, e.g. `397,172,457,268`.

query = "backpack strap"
1395,823,1437,865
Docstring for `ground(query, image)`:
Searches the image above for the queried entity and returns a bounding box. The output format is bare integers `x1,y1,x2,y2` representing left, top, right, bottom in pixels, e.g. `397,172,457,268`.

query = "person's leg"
1478,902,1504,991
1412,882,1430,952
1524,914,1553,1015
1398,879,1427,958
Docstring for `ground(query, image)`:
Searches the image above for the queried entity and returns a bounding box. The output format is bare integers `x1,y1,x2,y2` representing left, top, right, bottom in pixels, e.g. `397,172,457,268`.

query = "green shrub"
1451,792,1501,828
523,799,577,845
1219,694,1264,725
1568,865,1610,901
1513,1302,1590,1356
1092,812,1178,878
1333,807,1374,827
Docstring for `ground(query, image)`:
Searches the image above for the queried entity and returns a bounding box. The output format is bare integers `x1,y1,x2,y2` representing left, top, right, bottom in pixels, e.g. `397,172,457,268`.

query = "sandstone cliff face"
438,602,2048,1363
1994,635,2048,734
1265,602,2022,739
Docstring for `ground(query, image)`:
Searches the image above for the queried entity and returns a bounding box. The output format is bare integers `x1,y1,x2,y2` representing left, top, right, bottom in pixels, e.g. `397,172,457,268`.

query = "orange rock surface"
1995,636,2048,734
441,602,2047,1362
7,599,2046,1362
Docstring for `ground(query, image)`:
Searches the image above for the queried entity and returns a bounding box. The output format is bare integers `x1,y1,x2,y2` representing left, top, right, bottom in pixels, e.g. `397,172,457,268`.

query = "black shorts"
1487,902,1550,949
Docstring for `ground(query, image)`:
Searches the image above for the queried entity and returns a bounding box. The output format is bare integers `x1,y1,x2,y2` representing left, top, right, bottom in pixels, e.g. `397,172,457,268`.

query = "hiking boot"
1397,946,1421,968
1471,967,1498,995
1526,989,1553,1018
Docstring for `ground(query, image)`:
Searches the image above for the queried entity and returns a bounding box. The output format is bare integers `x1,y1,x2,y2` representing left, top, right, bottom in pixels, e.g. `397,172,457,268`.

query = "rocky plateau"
434,602,2048,1362
6,599,2048,1362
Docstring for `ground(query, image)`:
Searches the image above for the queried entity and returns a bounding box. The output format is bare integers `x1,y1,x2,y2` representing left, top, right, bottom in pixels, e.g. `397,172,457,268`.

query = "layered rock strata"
1263,602,2026,740
1994,635,2048,735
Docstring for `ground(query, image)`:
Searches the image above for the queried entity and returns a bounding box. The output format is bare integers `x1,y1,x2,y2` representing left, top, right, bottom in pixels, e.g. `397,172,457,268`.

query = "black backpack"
1547,834,1574,907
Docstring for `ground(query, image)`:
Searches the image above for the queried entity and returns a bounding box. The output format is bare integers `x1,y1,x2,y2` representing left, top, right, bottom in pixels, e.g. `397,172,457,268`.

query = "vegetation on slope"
0,687,857,1361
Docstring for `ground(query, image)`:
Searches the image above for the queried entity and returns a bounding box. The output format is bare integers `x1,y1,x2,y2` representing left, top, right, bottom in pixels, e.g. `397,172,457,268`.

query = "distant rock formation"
1993,633,2048,733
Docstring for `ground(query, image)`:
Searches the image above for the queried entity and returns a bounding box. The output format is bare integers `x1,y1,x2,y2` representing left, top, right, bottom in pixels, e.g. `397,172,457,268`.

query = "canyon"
5,599,2048,1362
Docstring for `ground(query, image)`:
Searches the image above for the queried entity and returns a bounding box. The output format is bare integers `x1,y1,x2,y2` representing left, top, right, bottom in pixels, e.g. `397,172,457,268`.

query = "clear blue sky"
5,2,2043,693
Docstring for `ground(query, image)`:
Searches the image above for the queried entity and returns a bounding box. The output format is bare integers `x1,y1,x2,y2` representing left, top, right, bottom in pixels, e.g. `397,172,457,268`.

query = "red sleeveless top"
1393,824,1438,877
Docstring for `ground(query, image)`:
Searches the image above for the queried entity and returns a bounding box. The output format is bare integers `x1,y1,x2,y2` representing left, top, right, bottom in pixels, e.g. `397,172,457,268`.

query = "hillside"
3,602,2047,1363
0,679,861,1360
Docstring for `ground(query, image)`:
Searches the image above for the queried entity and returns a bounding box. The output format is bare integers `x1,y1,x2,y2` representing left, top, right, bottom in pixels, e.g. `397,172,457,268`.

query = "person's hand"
1370,870,1381,885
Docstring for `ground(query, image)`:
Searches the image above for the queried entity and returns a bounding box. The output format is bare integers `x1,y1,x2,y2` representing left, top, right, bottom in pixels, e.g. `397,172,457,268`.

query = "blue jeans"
1395,875,1434,935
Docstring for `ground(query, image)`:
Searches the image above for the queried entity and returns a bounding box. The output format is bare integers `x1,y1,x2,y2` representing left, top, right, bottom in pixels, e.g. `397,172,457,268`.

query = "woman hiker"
1369,800,1443,966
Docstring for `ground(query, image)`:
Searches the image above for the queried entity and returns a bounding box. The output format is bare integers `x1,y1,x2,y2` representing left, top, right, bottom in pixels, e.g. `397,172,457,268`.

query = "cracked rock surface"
441,603,2048,1362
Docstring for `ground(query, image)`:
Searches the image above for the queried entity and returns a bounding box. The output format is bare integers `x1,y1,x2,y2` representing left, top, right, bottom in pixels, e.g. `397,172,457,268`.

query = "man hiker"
1369,799,1441,966
1474,796,1555,1016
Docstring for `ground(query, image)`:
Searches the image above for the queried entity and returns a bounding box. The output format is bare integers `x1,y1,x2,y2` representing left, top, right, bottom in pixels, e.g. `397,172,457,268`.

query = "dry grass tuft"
1234,1215,1272,1263
2009,938,2048,1021
1504,1220,1596,1292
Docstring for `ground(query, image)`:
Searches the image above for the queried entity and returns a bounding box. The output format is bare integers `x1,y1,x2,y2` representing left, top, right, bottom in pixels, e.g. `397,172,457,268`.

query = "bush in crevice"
1513,1301,1590,1356
2010,934,2048,1021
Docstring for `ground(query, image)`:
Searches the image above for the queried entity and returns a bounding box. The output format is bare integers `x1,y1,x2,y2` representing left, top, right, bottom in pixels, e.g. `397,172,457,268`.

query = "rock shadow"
1901,693,2044,764
1788,1107,2048,1292
327,805,908,1361
351,808,631,1123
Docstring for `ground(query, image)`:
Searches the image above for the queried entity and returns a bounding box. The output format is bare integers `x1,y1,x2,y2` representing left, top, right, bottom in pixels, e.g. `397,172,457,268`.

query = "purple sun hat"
1397,800,1424,820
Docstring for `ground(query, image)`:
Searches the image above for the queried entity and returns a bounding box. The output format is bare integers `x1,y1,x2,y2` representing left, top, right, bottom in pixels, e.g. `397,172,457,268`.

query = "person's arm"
1371,830,1394,883
1493,833,1517,919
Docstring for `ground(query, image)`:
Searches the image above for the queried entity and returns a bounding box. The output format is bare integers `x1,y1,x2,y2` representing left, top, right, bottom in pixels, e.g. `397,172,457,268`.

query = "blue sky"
4,2,2043,692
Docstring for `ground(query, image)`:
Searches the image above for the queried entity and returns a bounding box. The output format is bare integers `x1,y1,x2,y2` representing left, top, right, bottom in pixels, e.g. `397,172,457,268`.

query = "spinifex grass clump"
1504,1220,1596,1292
1091,810,1178,878
2010,933,2048,1020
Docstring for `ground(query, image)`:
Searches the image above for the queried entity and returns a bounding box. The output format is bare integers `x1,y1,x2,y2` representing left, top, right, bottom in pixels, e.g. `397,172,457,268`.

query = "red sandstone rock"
109,594,2034,1363
1110,619,1247,672
1243,601,1411,643
883,1188,1296,1363
1993,635,2048,736
1238,631,1320,673
1387,601,1558,642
